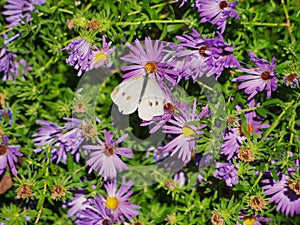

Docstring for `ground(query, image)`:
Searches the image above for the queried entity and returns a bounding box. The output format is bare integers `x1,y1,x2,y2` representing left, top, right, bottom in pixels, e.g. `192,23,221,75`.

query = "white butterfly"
110,75,166,121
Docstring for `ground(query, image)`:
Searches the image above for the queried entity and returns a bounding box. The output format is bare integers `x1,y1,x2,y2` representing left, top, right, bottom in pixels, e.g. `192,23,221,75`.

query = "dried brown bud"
86,18,100,31
288,179,300,195
51,184,66,199
238,147,254,162
17,184,34,199
66,19,74,29
211,213,224,225
74,102,87,113
249,196,266,211
82,124,96,138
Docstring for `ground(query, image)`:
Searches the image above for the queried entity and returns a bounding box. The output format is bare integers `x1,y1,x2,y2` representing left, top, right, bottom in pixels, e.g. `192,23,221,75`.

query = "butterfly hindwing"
138,77,166,121
110,76,144,115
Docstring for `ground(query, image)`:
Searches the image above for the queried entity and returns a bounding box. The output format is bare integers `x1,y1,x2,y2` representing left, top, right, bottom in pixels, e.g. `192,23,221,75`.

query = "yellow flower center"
105,197,119,210
94,52,107,62
144,62,158,73
243,216,256,225
182,126,195,137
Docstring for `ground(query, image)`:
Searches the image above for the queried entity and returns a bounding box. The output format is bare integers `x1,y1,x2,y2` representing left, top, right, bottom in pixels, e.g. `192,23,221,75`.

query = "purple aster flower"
221,99,269,160
2,0,46,28
103,177,140,223
232,52,278,100
282,73,300,87
193,0,239,33
58,118,97,162
236,210,272,225
176,29,240,80
174,171,186,188
0,135,22,176
68,193,92,217
120,37,178,84
82,131,133,179
262,169,300,216
0,46,32,82
63,38,94,76
214,161,239,187
211,32,241,78
90,36,116,69
163,100,208,162
76,196,114,225
0,109,13,125
32,120,68,164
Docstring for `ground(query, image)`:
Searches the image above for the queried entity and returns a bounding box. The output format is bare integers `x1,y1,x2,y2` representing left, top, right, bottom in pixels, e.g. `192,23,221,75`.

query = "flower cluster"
70,178,140,224
63,36,115,76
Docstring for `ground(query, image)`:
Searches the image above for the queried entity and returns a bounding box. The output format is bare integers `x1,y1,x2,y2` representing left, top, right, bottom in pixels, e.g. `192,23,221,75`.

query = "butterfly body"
111,75,166,121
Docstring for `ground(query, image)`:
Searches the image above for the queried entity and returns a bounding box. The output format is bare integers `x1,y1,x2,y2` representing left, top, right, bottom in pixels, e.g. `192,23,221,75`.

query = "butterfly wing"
138,77,166,121
110,76,144,115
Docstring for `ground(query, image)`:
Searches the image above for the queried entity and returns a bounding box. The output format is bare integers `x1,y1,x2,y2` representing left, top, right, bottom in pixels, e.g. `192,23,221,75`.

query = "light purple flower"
120,37,178,84
163,100,208,162
68,193,92,217
59,118,97,162
0,46,32,82
32,120,68,164
82,131,133,179
0,135,22,176
103,178,141,223
63,38,94,76
176,29,240,80
192,0,239,33
221,100,269,160
262,160,300,217
2,0,46,28
76,196,114,225
214,161,239,187
232,52,278,100
90,36,115,69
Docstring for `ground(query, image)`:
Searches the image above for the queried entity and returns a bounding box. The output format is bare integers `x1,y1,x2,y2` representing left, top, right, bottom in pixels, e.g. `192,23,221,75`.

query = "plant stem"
240,21,287,27
115,19,190,26
261,100,294,142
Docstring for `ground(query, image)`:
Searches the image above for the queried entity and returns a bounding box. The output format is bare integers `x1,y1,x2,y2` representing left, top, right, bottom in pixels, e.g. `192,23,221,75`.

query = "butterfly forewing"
110,76,144,115
138,77,166,121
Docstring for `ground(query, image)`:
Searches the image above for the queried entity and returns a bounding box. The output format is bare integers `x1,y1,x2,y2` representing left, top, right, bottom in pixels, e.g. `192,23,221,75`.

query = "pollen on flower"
288,179,300,195
94,52,108,62
182,125,196,137
105,196,119,210
16,184,34,199
243,215,256,225
198,46,209,57
144,62,158,73
82,124,96,138
261,71,271,80
249,196,266,211
219,1,229,10
104,144,115,156
164,102,175,111
51,184,66,199
0,144,8,156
